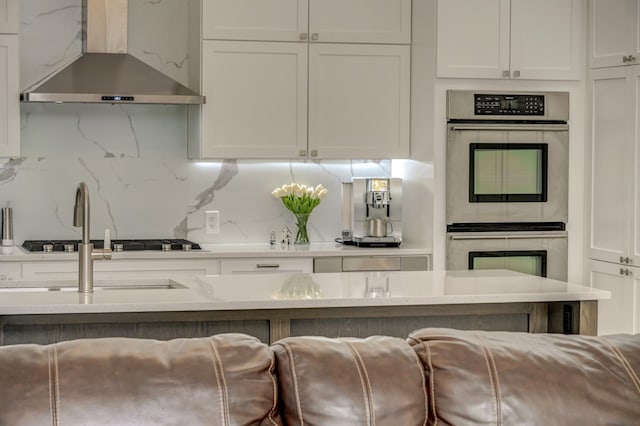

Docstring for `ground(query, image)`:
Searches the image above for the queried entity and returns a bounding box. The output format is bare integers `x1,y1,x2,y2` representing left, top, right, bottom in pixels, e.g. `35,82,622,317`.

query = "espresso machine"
341,178,402,247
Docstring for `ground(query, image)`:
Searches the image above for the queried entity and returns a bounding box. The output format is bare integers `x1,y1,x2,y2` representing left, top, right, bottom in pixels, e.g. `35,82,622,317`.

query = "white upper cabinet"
202,0,411,44
587,66,640,270
587,67,634,264
437,0,509,79
192,0,411,160
437,0,582,80
589,0,640,68
308,0,411,44
308,43,410,159
0,34,18,158
0,0,18,158
202,0,308,41
0,0,18,34
197,41,308,159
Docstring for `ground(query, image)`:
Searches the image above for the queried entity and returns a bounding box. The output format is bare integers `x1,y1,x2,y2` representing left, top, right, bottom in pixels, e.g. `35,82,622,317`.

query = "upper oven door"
446,123,569,224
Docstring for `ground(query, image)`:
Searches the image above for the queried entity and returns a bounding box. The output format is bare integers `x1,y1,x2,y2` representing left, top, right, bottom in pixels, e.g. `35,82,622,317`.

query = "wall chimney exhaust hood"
21,0,205,105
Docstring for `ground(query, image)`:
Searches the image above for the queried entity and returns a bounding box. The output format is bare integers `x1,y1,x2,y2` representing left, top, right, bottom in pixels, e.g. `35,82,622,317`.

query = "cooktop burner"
22,239,201,252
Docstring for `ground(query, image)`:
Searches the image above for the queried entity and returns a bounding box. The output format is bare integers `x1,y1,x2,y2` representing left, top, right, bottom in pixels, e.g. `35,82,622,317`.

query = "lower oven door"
446,231,568,280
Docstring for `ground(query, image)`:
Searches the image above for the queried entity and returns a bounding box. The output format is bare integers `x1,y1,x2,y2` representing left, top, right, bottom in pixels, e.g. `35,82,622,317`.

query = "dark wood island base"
0,300,597,346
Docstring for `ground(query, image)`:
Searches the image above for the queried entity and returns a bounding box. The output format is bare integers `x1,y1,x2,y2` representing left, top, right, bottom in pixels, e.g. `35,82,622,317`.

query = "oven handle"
449,124,568,131
449,234,567,241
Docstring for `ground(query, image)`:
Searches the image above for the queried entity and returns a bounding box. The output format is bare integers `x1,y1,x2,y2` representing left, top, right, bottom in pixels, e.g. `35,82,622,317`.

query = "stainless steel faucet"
73,182,111,293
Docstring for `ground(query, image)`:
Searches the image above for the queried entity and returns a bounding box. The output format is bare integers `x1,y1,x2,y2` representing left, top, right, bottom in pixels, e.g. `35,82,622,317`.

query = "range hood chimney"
21,0,205,105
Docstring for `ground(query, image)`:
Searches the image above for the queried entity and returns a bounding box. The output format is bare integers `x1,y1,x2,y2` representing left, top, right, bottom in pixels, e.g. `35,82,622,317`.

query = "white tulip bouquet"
271,183,328,214
272,183,328,244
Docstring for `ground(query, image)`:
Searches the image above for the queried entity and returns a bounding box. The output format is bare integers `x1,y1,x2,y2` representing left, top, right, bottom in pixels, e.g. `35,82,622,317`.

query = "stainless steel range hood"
21,0,205,105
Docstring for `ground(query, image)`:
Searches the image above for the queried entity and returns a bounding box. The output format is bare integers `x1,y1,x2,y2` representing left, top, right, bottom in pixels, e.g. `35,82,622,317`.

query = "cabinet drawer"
342,256,401,271
220,258,312,274
315,256,431,272
21,260,218,280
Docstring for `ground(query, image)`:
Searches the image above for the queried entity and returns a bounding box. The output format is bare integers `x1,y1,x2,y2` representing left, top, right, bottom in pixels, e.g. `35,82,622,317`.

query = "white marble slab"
0,270,610,315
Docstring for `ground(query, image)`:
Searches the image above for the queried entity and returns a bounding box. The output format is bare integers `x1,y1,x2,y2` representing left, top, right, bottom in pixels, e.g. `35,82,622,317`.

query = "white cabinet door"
202,0,308,41
309,0,411,44
587,67,633,264
0,34,18,158
437,0,510,79
198,41,308,159
631,67,640,266
308,43,410,159
202,0,410,44
510,0,582,80
437,0,581,80
589,0,640,68
586,259,637,335
0,0,18,34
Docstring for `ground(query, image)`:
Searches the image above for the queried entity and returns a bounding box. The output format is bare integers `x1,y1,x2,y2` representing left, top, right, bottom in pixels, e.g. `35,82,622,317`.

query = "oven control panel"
474,94,544,116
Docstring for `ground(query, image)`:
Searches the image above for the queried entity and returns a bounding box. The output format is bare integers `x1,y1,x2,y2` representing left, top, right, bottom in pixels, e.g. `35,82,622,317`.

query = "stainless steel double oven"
446,90,569,280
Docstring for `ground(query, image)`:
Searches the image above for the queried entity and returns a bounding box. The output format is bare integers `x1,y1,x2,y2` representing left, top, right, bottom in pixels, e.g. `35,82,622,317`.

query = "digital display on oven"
474,94,544,115
500,99,519,110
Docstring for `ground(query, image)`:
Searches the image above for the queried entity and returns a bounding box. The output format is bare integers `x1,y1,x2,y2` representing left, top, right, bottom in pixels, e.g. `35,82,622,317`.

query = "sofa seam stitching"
600,337,640,396
407,343,428,426
345,341,374,426
266,350,279,426
424,341,436,426
48,346,59,426
281,342,305,426
476,332,502,425
207,339,230,426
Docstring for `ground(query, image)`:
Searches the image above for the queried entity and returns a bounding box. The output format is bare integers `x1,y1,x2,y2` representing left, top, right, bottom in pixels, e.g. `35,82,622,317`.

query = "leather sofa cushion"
0,333,281,426
408,328,640,425
272,335,427,426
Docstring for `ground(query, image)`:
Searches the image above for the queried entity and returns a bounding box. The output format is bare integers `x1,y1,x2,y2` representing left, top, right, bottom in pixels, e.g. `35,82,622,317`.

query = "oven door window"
469,143,548,202
469,250,547,277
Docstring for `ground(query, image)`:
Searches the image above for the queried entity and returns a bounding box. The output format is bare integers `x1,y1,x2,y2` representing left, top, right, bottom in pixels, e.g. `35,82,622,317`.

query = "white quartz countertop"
0,242,430,262
0,270,610,315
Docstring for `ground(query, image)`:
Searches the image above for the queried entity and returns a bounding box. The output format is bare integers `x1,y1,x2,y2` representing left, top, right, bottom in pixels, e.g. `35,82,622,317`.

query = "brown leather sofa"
1,328,638,425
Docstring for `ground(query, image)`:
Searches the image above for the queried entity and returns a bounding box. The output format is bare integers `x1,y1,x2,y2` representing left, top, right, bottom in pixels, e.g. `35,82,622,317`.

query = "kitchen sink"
0,278,188,292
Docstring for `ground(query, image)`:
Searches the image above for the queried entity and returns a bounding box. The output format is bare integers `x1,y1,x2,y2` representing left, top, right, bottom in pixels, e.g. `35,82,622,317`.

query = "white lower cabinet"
20,259,219,281
586,259,639,335
219,258,313,275
0,262,20,281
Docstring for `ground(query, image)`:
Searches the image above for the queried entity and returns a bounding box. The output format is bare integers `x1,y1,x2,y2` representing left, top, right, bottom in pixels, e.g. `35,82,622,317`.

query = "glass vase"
293,213,310,245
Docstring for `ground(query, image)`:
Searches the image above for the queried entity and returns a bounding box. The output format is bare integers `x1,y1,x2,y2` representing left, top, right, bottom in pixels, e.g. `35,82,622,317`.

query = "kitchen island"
0,270,609,345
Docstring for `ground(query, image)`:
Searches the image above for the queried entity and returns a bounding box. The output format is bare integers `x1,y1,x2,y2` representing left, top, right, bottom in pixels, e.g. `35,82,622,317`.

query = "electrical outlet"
205,210,220,234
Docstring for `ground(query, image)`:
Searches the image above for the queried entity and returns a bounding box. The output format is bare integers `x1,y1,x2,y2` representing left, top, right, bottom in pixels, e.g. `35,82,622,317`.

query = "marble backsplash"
1,0,423,246
3,104,393,244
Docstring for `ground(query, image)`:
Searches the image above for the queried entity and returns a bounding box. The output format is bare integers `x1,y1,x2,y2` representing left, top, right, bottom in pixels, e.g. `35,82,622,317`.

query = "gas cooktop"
22,239,201,253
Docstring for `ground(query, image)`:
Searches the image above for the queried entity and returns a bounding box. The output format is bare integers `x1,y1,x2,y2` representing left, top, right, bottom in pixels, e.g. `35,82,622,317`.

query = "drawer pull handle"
256,263,280,269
